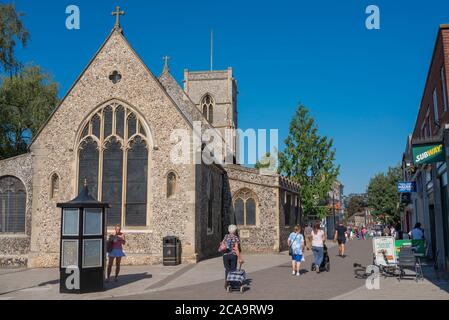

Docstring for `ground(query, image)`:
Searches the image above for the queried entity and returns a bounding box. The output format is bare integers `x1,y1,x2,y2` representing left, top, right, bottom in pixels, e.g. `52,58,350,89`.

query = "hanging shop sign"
397,182,416,193
412,143,445,165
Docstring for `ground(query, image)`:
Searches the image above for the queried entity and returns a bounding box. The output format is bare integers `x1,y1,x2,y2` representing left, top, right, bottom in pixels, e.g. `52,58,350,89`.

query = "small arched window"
167,172,177,198
201,94,214,123
0,176,26,233
233,188,258,226
50,173,59,200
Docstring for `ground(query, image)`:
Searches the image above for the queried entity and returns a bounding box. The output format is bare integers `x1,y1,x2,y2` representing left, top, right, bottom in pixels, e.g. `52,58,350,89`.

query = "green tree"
279,104,340,219
345,193,368,218
367,165,402,224
0,65,59,158
0,3,30,75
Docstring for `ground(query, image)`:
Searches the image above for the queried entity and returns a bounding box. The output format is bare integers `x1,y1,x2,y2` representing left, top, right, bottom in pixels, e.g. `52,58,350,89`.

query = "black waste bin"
163,236,181,266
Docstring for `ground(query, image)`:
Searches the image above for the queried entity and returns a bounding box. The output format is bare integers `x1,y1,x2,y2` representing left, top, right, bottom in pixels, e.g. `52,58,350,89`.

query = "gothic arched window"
50,173,59,200
201,94,214,123
167,172,177,198
78,102,149,227
233,188,258,226
0,176,26,233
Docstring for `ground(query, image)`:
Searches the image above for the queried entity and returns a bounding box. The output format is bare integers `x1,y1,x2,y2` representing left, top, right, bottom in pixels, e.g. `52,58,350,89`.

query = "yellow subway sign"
412,144,445,165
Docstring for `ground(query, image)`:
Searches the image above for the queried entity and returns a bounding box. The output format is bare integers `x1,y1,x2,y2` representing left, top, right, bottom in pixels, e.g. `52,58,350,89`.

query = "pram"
311,244,330,272
225,262,248,293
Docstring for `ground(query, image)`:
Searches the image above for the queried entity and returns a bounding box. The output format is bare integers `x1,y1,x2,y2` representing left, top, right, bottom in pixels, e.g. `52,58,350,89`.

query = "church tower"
183,68,238,156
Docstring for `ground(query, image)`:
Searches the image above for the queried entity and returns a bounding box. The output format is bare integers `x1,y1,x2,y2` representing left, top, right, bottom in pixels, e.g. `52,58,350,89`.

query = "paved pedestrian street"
1,239,448,300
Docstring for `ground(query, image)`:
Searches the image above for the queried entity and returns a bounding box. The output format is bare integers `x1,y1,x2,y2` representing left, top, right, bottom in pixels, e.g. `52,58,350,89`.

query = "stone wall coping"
0,152,31,164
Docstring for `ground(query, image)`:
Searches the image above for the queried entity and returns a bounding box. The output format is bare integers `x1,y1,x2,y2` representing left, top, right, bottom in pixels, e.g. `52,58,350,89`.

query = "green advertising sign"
412,144,445,165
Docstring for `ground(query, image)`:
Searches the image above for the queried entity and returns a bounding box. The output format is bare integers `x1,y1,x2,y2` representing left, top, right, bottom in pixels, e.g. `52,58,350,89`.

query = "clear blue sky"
11,0,449,194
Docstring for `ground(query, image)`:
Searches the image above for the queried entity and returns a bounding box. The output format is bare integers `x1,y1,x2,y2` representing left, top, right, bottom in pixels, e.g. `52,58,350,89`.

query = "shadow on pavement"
421,265,449,293
105,273,152,290
353,263,369,279
37,279,59,286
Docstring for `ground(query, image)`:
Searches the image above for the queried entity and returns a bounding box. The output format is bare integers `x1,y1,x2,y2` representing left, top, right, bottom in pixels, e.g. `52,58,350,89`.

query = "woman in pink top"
107,224,126,282
311,222,326,273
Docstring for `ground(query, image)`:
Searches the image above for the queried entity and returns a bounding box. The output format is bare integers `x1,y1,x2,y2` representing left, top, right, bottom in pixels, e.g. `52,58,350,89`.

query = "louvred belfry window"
201,94,214,124
78,102,149,227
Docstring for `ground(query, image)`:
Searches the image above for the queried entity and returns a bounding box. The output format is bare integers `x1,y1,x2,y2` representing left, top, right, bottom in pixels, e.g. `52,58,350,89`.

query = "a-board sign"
373,236,397,266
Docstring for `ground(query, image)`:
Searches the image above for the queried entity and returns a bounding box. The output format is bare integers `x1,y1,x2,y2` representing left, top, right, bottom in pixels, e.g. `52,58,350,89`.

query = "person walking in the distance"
334,222,348,258
311,222,326,273
106,224,126,282
304,224,313,251
288,225,305,277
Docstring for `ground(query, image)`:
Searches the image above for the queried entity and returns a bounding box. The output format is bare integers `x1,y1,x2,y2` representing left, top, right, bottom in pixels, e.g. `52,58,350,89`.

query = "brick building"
402,24,449,271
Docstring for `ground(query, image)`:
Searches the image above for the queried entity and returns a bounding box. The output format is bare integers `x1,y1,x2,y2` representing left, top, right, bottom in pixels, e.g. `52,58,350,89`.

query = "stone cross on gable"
112,6,125,28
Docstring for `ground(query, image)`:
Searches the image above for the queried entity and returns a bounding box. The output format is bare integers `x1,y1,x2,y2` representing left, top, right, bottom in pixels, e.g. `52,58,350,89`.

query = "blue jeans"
312,246,324,267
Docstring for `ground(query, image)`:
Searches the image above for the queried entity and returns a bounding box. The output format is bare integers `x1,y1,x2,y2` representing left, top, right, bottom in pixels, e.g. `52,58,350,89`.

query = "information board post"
57,180,110,294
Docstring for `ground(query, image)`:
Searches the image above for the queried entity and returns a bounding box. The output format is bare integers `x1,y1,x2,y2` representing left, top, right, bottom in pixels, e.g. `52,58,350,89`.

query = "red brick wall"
412,27,449,140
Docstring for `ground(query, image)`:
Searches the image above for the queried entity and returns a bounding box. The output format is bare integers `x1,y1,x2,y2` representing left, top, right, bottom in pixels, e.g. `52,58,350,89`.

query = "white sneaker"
296,272,300,277
292,270,296,275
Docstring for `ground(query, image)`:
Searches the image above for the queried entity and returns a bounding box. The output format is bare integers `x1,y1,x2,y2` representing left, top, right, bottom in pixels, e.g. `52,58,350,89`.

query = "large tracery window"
201,94,214,124
78,102,149,227
233,188,257,227
0,176,26,233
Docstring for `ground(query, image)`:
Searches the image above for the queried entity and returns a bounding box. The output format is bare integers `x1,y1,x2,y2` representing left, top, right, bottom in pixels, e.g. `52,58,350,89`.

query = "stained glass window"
102,138,123,226
115,106,125,138
127,114,136,138
78,138,99,199
246,198,256,226
103,106,113,138
91,114,101,138
77,103,149,228
126,137,148,226
234,198,244,226
0,176,26,233
233,188,257,227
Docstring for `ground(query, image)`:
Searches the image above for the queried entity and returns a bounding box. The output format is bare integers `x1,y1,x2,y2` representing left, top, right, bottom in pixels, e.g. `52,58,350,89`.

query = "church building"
0,10,300,267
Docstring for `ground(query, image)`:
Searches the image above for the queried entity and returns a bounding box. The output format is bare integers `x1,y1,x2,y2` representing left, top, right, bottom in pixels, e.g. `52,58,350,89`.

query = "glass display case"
57,182,109,294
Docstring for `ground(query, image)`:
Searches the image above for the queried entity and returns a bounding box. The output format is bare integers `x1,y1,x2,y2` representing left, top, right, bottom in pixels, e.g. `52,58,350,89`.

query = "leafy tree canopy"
367,164,402,224
345,193,368,218
0,3,29,75
279,104,340,218
0,65,59,158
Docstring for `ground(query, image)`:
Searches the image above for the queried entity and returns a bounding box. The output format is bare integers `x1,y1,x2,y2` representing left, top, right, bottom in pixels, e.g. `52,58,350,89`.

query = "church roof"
159,68,206,127
158,67,229,149
30,27,195,148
